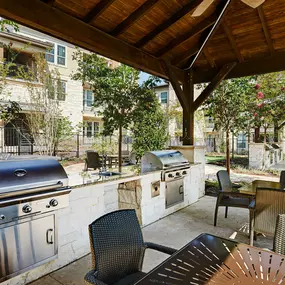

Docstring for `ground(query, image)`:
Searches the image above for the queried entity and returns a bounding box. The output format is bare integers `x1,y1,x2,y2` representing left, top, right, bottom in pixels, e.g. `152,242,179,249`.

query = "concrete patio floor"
29,195,273,285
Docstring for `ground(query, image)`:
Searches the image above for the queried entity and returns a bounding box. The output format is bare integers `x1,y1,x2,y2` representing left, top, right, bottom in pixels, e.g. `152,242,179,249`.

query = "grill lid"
0,158,68,195
141,150,189,173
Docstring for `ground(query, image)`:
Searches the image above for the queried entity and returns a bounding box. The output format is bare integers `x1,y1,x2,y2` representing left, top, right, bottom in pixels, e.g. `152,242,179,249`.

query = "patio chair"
273,214,285,255
85,151,102,171
280,170,285,190
85,209,177,285
214,170,253,226
249,188,285,246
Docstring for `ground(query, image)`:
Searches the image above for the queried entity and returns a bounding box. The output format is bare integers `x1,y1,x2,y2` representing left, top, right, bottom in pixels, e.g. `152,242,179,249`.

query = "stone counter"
3,164,203,285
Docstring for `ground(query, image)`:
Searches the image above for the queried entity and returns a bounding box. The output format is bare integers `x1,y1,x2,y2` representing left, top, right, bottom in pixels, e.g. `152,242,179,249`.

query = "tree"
203,78,253,173
132,87,168,160
22,54,74,155
72,50,164,171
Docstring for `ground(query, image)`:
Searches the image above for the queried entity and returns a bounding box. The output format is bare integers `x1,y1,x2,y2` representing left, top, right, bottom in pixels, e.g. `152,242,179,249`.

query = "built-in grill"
0,157,71,282
141,150,190,208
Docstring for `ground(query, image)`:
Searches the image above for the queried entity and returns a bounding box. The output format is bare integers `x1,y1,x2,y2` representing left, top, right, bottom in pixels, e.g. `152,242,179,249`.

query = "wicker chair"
85,151,102,171
85,209,177,285
214,170,253,226
273,214,285,255
249,188,285,246
280,170,285,190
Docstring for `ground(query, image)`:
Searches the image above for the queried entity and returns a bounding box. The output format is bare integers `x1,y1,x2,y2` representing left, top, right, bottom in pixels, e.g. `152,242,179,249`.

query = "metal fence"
0,127,132,158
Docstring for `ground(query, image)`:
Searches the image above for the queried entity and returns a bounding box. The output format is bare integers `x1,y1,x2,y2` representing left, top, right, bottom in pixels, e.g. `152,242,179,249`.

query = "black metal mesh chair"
214,170,253,226
273,214,285,255
280,170,285,190
85,209,177,285
85,151,102,171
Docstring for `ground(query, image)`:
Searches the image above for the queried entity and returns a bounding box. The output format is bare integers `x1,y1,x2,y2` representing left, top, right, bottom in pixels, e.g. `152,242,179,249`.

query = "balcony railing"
3,62,37,81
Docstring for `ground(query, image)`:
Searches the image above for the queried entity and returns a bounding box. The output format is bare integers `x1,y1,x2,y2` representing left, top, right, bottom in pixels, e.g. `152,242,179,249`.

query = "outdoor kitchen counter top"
67,163,201,188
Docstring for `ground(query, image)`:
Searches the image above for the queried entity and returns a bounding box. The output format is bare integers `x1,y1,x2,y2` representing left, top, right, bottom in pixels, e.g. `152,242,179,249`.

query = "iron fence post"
76,133,80,158
18,132,21,155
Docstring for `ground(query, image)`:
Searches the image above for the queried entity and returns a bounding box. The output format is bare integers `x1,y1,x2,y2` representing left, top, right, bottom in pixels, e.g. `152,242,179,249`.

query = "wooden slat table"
135,233,285,284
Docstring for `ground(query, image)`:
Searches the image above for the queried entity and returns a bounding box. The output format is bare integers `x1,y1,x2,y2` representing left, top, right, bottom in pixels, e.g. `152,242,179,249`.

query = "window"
46,46,55,63
57,45,66,66
83,90,94,107
57,81,66,101
160,92,168,104
237,134,246,149
45,44,66,66
83,121,99,137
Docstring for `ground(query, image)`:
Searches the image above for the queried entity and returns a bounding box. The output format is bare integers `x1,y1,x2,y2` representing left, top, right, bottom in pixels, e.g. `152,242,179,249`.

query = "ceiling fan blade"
240,0,265,8
192,0,215,17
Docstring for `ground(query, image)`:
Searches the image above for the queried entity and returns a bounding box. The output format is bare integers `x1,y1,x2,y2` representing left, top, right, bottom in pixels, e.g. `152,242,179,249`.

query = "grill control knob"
182,171,187,175
50,199,58,207
168,174,174,178
176,172,181,177
0,215,5,220
23,205,32,214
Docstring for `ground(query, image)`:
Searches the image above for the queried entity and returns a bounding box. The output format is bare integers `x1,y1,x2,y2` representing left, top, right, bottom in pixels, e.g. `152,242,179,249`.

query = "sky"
139,71,150,85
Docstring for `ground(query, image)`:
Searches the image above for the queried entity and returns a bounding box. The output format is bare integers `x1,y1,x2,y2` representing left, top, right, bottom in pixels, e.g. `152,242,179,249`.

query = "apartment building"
0,24,119,152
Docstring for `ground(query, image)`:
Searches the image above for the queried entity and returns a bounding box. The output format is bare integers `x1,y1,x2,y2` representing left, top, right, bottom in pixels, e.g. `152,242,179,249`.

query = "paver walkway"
29,196,272,285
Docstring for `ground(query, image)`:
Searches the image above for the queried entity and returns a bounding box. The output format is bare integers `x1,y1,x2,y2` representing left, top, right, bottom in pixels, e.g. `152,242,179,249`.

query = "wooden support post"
183,70,194,145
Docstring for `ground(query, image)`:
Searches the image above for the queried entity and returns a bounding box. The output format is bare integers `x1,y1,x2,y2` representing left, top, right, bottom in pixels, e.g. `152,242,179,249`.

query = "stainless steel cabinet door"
165,179,184,208
0,214,56,280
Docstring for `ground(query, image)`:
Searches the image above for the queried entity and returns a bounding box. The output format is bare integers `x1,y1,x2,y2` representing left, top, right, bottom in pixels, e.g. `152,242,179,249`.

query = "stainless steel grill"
0,157,71,282
141,150,190,208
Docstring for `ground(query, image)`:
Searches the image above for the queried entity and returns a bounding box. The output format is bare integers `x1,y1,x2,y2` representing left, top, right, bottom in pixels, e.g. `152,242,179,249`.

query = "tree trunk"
264,127,267,144
254,127,260,143
231,132,234,159
118,125,122,173
226,130,230,174
274,121,279,142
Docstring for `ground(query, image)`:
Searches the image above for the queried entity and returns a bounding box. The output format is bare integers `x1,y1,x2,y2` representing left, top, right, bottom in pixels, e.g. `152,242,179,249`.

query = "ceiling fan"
192,0,265,17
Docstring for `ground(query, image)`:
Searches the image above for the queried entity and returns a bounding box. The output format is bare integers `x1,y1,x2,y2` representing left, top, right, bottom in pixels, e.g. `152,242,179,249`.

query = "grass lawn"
206,155,225,163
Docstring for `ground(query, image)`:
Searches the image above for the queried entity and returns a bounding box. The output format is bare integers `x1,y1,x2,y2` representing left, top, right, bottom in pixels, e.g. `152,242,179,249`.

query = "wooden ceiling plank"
186,0,233,70
135,0,203,48
46,0,56,5
84,0,116,23
111,0,160,37
155,14,217,58
257,5,274,55
0,0,185,82
222,22,244,62
171,45,199,66
193,62,237,110
203,48,215,67
161,60,189,113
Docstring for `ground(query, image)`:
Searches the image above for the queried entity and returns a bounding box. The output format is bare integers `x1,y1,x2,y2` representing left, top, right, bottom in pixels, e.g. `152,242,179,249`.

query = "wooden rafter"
161,61,189,113
46,0,55,5
193,62,236,110
0,0,185,82
203,48,215,67
111,0,160,37
84,0,116,23
257,5,274,54
155,14,217,57
222,22,243,62
135,0,203,48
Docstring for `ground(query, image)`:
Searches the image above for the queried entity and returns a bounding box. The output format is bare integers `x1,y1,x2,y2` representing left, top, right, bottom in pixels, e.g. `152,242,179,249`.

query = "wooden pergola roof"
1,0,285,85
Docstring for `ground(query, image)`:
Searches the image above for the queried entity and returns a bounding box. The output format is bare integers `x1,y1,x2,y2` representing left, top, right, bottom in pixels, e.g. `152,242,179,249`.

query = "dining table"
238,179,281,196
135,233,285,284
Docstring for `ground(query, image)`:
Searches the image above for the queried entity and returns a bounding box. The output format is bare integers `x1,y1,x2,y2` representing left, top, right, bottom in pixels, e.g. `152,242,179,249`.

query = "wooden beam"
135,0,203,48
257,5,274,55
186,0,233,70
0,0,185,82
203,48,215,67
46,0,56,5
155,14,217,57
161,61,189,113
84,0,116,23
222,22,243,62
111,0,160,37
183,70,194,145
193,62,236,110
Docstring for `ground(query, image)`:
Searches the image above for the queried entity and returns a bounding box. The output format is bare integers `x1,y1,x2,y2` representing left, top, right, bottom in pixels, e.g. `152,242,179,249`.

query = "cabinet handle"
179,185,184,194
46,229,54,244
